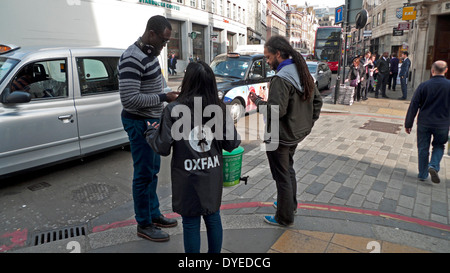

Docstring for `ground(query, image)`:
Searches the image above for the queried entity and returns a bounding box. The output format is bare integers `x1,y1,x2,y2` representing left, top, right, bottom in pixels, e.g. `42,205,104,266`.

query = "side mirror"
5,91,31,104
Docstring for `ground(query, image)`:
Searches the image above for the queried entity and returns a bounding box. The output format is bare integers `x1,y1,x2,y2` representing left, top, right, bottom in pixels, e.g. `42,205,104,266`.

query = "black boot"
137,224,170,242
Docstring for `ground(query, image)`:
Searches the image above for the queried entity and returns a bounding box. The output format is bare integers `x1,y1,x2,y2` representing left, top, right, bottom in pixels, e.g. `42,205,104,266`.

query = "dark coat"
405,76,450,129
169,57,177,69
399,58,411,78
145,102,240,217
376,57,390,75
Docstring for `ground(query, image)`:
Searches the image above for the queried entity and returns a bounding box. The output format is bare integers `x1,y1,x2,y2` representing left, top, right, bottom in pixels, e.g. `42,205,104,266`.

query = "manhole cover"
71,183,117,204
359,120,402,134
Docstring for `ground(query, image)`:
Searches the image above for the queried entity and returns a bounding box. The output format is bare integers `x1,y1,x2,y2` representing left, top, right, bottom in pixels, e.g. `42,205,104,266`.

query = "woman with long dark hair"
249,35,323,227
146,61,240,253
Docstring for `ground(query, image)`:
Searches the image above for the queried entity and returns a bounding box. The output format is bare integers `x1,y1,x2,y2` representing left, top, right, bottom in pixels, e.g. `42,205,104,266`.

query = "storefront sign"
398,22,410,30
402,6,416,20
393,27,404,36
139,0,180,11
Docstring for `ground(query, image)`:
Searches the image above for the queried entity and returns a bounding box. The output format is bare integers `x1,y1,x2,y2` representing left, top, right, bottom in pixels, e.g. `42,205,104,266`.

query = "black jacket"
405,76,450,129
254,63,322,146
376,57,390,75
146,102,240,217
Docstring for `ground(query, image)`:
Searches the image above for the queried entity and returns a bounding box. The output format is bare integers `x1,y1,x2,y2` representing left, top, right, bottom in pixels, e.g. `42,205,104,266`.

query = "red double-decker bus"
313,26,342,72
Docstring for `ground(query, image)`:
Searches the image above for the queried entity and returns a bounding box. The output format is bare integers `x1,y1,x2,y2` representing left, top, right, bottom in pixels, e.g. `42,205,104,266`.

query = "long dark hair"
264,36,315,101
177,61,225,119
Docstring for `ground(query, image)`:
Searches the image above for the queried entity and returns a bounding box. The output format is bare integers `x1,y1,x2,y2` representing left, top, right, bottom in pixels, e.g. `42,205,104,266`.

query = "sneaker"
137,224,170,242
264,216,284,227
428,168,440,184
273,202,297,214
264,216,293,227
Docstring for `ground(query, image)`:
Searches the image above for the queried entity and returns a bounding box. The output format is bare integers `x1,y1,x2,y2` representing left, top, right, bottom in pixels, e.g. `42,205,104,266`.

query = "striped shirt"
119,43,167,119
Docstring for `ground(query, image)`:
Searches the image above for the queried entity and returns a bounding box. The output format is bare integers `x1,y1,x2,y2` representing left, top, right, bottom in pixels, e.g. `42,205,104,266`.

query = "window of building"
227,1,230,18
192,24,205,62
168,20,183,60
201,0,205,10
190,0,196,8
211,0,215,13
377,12,380,26
382,9,386,24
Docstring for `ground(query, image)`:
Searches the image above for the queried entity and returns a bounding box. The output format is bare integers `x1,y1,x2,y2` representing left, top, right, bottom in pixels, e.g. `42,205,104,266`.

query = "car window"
76,57,119,95
10,59,68,99
264,60,275,78
210,56,249,79
307,64,317,74
249,60,263,80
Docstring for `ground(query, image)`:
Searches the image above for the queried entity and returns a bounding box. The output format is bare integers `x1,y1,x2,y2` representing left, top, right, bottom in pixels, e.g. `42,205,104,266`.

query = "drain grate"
359,120,402,134
32,225,87,246
27,182,51,191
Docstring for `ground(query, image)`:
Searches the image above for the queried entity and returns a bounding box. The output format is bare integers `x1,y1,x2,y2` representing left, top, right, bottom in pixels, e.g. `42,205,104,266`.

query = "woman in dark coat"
146,61,240,253
346,57,364,102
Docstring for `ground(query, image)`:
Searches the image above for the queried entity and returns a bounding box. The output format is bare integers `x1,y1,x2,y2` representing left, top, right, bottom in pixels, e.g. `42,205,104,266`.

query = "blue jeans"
417,125,449,179
182,211,222,253
122,116,161,227
400,77,407,99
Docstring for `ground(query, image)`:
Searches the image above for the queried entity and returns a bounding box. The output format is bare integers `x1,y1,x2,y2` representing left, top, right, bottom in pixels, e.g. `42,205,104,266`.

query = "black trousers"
375,72,389,97
388,72,398,90
266,143,298,226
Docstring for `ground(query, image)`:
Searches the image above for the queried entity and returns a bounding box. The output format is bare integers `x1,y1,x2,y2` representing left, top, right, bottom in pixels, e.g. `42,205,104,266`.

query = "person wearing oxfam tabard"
249,36,323,227
119,15,180,242
146,61,240,253
404,61,450,184
398,51,411,100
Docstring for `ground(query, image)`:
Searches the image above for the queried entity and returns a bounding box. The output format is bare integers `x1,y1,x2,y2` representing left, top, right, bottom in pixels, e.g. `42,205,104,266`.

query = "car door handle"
58,114,74,123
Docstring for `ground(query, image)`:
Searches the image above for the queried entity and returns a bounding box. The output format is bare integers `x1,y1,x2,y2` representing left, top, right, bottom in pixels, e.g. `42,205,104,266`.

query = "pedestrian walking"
388,53,399,91
168,53,177,75
375,52,390,98
404,61,450,183
146,61,240,252
398,51,411,100
249,35,323,227
346,57,364,102
118,15,180,242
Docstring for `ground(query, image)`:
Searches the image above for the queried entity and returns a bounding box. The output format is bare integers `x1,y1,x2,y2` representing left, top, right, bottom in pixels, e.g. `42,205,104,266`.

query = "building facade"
286,5,319,54
406,0,450,88
1,0,248,76
267,0,288,40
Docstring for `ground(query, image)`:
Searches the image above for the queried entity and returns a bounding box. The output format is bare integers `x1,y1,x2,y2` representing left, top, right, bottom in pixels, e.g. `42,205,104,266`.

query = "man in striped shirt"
119,15,179,242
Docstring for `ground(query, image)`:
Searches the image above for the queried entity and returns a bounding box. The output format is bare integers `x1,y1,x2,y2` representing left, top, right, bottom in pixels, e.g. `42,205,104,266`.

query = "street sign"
363,30,372,37
335,6,344,24
402,6,417,20
355,9,369,29
393,28,404,36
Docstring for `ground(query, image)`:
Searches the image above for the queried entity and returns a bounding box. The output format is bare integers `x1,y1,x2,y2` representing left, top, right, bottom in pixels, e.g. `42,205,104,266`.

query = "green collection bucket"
222,146,244,187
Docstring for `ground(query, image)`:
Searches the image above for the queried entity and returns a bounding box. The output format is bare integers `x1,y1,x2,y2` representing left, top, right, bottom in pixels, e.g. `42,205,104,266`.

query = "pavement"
9,75,450,255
